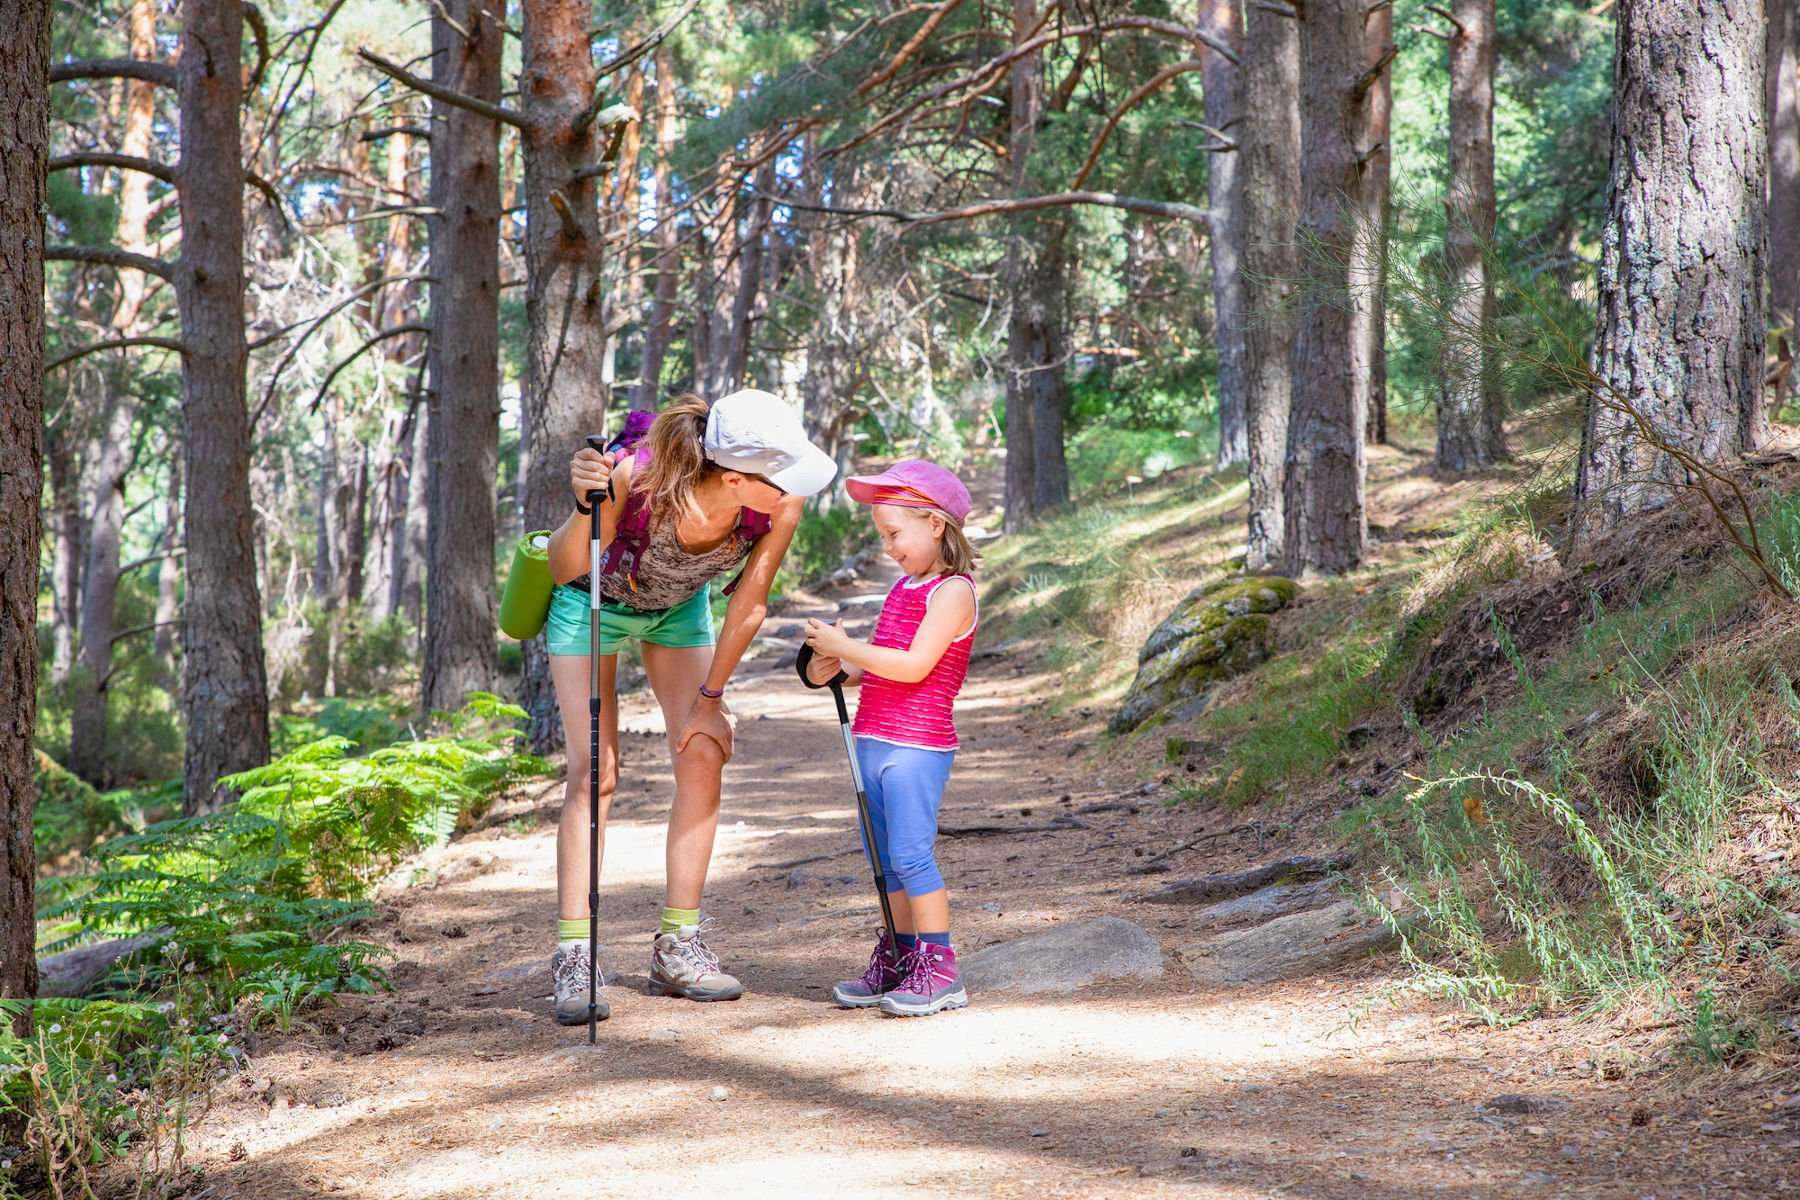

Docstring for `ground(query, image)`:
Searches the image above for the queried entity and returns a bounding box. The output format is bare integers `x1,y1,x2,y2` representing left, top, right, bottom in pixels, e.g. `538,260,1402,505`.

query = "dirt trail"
173,563,1793,1199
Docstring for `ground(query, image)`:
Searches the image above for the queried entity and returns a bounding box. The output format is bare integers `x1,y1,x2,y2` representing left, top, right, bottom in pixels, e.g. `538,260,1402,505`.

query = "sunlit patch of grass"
981,469,1249,709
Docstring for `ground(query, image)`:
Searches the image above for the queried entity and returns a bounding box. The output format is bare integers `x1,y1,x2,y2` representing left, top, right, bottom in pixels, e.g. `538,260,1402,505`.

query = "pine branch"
548,189,586,240
356,48,527,130
858,0,968,96
49,152,175,185
50,58,178,89
308,323,429,414
1421,4,1464,34
1353,45,1398,101
1070,59,1205,191
766,189,1212,229
120,547,185,576
46,336,188,372
242,2,271,88
360,124,431,142
594,0,701,81
47,244,174,280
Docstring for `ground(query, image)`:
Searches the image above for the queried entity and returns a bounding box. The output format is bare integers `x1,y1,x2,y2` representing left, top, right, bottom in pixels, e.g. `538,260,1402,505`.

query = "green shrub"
1066,425,1209,502
272,694,411,757
13,695,552,1191
1361,662,1792,1028
32,751,149,863
787,505,877,584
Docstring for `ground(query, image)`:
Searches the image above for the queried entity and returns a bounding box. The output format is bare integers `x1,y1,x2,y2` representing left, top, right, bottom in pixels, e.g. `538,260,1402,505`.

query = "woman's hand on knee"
674,696,735,764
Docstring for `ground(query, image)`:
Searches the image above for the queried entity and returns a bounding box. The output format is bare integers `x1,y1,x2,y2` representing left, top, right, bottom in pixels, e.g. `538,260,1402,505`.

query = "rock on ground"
961,916,1164,994
1180,901,1394,986
1111,576,1299,734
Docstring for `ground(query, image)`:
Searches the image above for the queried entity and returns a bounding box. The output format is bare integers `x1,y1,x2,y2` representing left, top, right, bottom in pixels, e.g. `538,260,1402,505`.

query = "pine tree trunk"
422,0,504,715
154,453,180,674
398,391,429,627
1283,0,1371,577
45,426,80,689
1240,0,1300,570
110,0,157,333
2,0,50,1008
1769,0,1799,413
518,0,609,754
1204,0,1248,469
1027,223,1072,514
1002,0,1070,529
725,159,776,391
1358,1,1392,446
346,442,369,607
635,52,679,410
1437,0,1505,472
177,0,269,813
68,397,133,784
1577,0,1767,535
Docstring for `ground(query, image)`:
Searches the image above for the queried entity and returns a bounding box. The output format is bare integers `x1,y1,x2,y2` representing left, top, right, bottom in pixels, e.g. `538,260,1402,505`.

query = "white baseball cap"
703,389,838,497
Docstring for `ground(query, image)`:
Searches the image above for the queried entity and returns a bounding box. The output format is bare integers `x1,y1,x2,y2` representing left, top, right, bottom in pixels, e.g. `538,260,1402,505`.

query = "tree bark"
45,425,81,689
177,0,269,813
1358,0,1392,445
724,157,777,392
363,127,423,620
110,0,158,334
1770,0,1799,414
1436,0,1506,472
1203,0,1247,469
422,0,503,715
635,51,680,409
1,0,50,1009
154,450,181,675
1577,0,1767,535
517,0,609,753
1002,0,1071,529
68,398,133,784
1240,0,1300,570
399,388,429,628
1282,0,1371,577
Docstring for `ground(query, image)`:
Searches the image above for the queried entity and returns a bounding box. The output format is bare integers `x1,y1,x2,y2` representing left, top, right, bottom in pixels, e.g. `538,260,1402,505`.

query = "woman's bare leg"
551,652,618,921
639,642,725,911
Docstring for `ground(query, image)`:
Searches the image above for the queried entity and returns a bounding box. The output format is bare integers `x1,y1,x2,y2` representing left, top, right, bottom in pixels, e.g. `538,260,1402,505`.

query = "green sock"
557,917,590,945
660,906,700,935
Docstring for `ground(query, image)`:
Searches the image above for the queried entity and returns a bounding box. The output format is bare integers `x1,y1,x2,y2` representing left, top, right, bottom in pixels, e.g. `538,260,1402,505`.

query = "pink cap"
845,459,972,523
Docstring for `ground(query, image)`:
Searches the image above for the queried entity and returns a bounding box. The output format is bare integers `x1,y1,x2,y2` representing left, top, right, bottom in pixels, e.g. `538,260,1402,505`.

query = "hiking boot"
649,920,744,1001
831,931,904,1008
878,942,967,1017
551,943,611,1026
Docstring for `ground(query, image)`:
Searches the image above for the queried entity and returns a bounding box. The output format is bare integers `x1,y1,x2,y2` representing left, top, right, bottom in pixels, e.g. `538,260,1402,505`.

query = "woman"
541,389,835,1025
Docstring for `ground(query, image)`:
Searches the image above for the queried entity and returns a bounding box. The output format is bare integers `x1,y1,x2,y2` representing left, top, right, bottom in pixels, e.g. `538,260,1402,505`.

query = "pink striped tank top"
852,572,977,751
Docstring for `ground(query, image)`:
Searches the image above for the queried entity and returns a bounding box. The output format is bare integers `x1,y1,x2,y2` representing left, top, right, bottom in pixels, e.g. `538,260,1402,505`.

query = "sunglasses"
744,472,788,497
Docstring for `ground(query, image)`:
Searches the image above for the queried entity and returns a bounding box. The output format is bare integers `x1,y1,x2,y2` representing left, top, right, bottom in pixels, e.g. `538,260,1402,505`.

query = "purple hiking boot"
831,931,904,1008
878,942,968,1017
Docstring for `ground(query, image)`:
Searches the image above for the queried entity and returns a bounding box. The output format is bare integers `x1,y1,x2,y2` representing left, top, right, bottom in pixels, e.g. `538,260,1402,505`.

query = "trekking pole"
583,434,615,1045
795,643,899,947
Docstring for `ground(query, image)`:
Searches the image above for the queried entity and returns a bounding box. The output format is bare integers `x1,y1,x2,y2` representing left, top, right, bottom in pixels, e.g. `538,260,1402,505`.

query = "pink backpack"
597,409,773,597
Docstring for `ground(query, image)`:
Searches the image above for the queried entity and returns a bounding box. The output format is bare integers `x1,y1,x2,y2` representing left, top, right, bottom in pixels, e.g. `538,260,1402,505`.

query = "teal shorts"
545,583,715,657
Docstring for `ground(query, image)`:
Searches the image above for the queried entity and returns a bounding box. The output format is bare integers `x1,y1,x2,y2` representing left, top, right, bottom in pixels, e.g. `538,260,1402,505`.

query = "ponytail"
636,393,717,521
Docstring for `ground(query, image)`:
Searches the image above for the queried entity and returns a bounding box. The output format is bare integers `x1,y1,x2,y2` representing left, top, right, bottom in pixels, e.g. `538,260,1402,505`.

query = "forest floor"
159,507,1799,1199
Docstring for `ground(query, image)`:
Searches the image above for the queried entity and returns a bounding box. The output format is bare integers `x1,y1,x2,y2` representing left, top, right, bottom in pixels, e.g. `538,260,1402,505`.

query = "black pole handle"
794,640,849,693
584,433,617,506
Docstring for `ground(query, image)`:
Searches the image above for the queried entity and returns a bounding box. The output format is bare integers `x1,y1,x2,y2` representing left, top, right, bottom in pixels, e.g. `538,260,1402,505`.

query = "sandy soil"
161,510,1800,1200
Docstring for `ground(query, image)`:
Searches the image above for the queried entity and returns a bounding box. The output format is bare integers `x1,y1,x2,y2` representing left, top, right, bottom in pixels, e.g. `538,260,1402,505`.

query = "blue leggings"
854,737,955,896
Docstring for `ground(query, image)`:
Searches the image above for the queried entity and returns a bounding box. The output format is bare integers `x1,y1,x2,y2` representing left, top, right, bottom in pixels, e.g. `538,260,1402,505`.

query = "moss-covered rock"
1112,576,1299,734
33,750,143,860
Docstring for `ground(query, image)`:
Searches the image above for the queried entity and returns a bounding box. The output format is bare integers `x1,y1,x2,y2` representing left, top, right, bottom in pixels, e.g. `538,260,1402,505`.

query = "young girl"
802,460,979,1017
